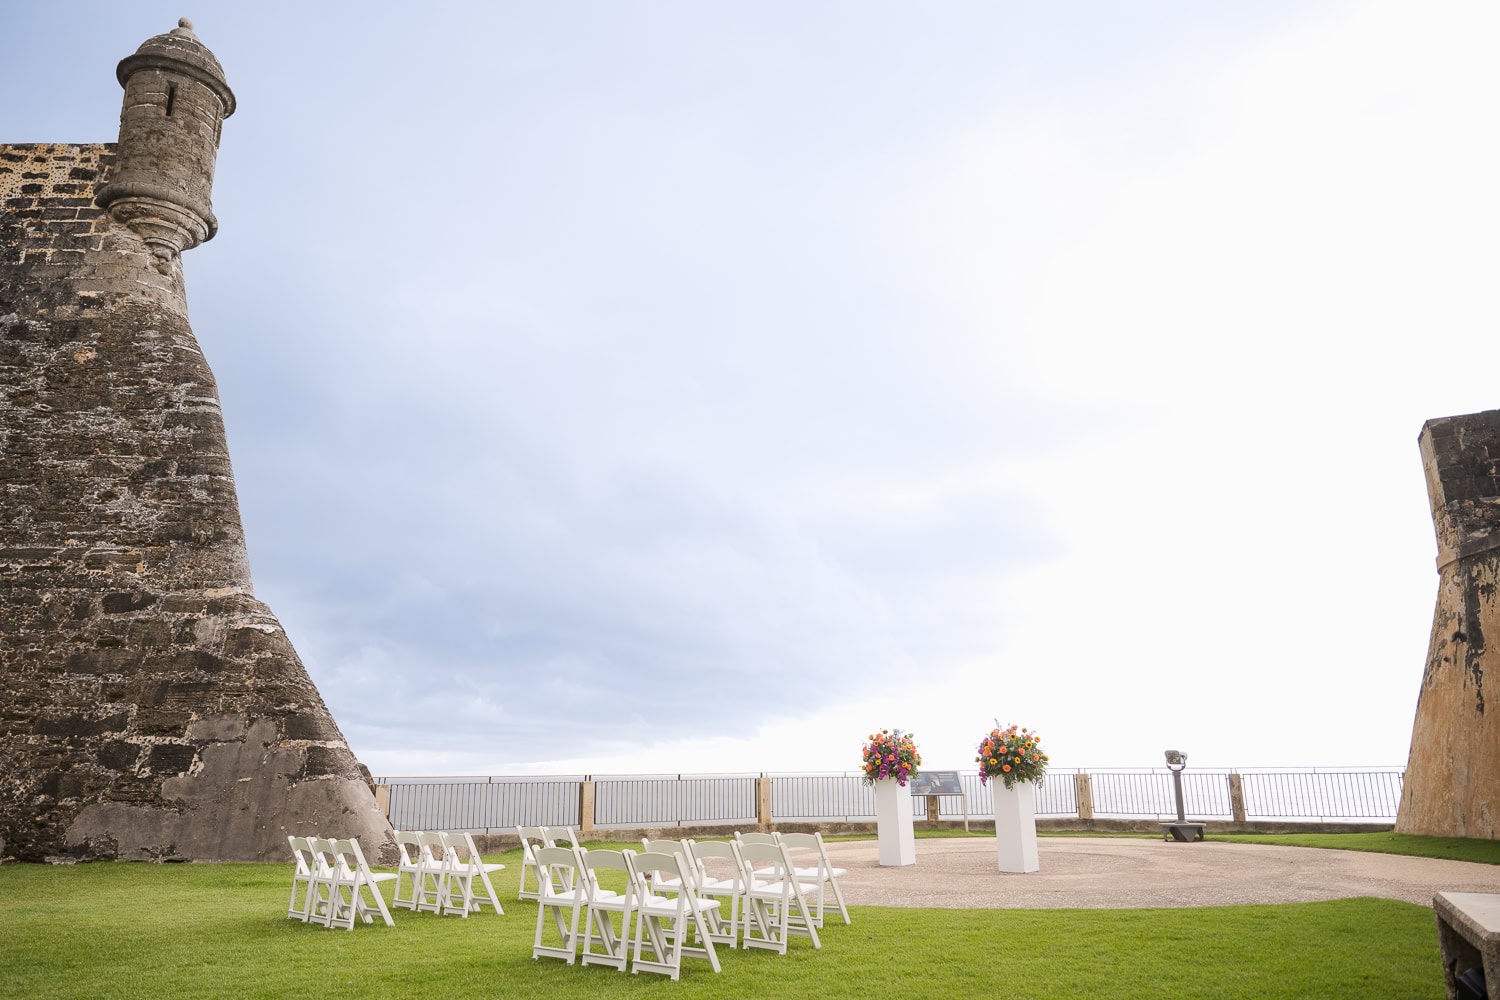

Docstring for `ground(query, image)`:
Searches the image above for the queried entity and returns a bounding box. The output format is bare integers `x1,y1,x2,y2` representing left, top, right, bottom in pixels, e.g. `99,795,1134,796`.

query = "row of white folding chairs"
515,825,583,901
392,830,505,917
531,844,724,980
640,835,829,954
287,836,396,930
731,830,850,928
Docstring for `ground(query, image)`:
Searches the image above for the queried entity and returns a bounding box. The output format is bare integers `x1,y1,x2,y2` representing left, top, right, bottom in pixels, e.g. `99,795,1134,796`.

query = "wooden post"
756,774,773,828
926,794,940,824
1074,772,1094,822
578,779,596,834
1228,772,1247,823
373,782,391,819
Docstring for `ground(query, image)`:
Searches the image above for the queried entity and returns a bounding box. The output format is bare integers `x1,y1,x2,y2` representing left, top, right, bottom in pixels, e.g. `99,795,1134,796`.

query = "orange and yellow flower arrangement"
977,723,1048,789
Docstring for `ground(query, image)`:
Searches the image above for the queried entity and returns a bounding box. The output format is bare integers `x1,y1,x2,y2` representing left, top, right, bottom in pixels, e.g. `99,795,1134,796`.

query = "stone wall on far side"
1396,409,1500,840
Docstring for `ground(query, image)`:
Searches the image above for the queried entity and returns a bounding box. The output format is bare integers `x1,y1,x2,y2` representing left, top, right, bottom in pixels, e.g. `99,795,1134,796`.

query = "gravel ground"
823,837,1500,909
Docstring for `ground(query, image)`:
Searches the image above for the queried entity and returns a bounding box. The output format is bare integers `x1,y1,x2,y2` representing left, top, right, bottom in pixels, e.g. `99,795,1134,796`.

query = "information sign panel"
908,770,964,796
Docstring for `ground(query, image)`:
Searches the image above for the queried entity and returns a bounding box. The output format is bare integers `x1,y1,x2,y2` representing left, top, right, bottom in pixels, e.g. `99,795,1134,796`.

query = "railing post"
926,794,940,824
756,773,773,828
373,782,391,819
1228,772,1246,823
579,778,596,834
1074,772,1094,822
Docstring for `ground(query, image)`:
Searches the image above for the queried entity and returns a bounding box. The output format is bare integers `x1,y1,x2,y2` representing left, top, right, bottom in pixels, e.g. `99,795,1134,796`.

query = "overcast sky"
7,1,1498,777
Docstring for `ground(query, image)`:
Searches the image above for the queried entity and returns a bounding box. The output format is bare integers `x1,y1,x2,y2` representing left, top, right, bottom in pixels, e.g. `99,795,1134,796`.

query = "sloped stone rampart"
1396,410,1500,840
1,141,394,862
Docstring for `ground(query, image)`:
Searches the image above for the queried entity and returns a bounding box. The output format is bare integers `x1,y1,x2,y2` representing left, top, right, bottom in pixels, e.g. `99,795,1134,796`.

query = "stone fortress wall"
0,23,393,862
1396,411,1500,840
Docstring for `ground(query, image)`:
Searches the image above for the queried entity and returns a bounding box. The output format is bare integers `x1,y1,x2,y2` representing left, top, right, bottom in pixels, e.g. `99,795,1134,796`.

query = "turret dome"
115,18,235,118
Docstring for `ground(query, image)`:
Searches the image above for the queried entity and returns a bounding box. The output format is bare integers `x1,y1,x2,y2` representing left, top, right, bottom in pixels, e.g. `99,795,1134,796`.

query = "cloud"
10,1,1495,775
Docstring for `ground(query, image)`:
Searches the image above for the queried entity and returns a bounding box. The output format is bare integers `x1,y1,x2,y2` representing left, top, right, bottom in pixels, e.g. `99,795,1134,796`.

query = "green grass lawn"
1208,831,1500,865
0,841,1451,999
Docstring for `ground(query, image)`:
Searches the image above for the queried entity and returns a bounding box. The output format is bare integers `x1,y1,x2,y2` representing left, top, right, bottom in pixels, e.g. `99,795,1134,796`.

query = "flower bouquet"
976,723,1048,789
860,728,921,786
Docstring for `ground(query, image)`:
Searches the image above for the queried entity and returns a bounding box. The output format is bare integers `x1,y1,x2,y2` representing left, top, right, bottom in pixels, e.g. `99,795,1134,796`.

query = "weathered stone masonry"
1397,410,1500,840
0,22,394,862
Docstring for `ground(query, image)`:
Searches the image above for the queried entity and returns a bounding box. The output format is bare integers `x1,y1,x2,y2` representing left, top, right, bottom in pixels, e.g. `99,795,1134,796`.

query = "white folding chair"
516,826,548,901
286,836,316,922
433,833,476,917
414,832,451,914
737,840,821,954
532,845,597,965
779,831,850,926
580,849,637,972
442,832,505,915
323,838,397,930
303,837,339,928
392,831,439,912
683,839,748,949
628,850,722,980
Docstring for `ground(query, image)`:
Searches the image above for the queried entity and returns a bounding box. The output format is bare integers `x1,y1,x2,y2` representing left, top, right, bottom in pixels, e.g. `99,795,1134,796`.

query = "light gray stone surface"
826,837,1500,909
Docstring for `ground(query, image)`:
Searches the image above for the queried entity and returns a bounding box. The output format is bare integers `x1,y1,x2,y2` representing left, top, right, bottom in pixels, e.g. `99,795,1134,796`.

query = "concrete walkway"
825,837,1500,909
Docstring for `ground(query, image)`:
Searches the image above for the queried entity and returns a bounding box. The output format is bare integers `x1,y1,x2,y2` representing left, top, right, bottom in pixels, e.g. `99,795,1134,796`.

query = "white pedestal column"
993,781,1039,873
874,779,916,867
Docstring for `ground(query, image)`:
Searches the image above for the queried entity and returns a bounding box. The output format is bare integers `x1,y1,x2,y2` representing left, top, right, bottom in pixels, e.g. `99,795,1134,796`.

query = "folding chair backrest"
288,836,313,876
640,838,689,887
440,831,471,866
307,837,338,878
631,850,685,887
583,848,633,902
686,839,743,883
417,831,448,867
735,831,778,847
542,826,580,849
517,826,545,856
458,832,494,866
737,840,790,880
536,845,583,896
395,831,423,868
779,832,823,867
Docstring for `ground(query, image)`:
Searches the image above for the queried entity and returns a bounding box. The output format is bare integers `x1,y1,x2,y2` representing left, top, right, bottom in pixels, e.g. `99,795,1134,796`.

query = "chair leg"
828,876,850,924
475,869,504,914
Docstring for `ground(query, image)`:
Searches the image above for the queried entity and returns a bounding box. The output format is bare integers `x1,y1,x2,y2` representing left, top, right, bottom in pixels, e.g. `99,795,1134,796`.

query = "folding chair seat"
683,839,748,949
627,851,722,980
441,832,505,915
532,845,604,965
737,840,821,954
580,849,638,972
516,826,548,901
322,838,396,930
779,831,850,926
286,836,316,922
392,831,440,912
